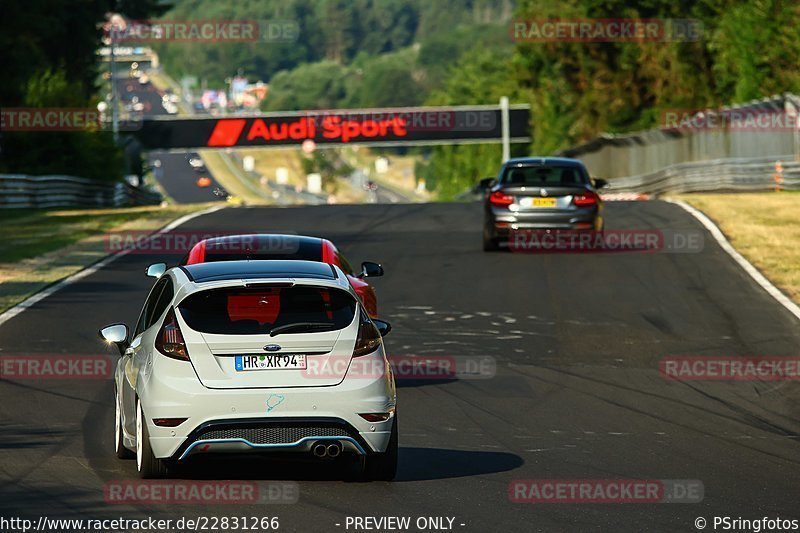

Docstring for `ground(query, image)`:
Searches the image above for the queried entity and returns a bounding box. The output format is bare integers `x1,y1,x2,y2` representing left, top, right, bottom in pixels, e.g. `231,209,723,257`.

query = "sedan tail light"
153,418,187,427
359,411,394,422
489,190,514,207
155,308,189,361
572,191,598,207
353,313,383,357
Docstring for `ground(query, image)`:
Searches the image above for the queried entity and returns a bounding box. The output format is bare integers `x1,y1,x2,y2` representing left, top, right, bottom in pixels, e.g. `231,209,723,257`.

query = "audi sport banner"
134,106,531,149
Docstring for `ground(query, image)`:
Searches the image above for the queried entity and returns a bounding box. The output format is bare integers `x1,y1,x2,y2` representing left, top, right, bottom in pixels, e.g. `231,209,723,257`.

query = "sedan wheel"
483,224,499,252
135,399,168,478
114,388,134,459
360,414,398,481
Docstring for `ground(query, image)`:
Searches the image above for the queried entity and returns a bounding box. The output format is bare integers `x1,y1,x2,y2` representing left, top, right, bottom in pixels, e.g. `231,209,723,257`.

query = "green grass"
675,191,800,303
0,204,216,312
0,206,199,263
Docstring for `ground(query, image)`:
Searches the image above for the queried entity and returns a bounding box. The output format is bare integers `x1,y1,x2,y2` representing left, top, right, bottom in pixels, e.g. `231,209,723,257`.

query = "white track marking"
667,199,800,322
0,205,226,328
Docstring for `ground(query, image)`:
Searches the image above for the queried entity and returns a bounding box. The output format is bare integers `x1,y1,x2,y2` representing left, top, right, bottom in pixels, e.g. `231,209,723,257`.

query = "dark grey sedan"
482,157,606,251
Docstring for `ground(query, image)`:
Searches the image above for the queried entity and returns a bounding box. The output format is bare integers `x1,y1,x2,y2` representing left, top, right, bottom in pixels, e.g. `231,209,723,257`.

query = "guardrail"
455,155,800,201
605,155,800,195
0,174,162,209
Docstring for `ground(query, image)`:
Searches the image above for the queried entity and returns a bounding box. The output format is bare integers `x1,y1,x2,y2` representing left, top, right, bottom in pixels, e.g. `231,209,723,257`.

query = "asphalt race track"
115,75,225,204
147,150,225,204
1,201,799,531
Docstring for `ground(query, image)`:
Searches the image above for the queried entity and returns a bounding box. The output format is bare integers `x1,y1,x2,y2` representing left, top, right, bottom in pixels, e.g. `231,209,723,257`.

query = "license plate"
235,354,307,371
521,197,557,208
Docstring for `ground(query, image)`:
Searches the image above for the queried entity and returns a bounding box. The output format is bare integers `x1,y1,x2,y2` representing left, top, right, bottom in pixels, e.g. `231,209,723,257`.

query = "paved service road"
1,201,798,531
147,151,225,204
116,75,225,204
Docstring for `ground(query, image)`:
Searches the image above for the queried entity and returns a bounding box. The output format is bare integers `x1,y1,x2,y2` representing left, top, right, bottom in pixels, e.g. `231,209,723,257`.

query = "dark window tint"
179,286,356,335
134,277,173,336
501,166,588,186
150,278,174,325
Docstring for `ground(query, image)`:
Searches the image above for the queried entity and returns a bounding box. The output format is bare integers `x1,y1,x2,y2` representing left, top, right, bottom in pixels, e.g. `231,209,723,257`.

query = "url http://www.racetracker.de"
0,515,282,532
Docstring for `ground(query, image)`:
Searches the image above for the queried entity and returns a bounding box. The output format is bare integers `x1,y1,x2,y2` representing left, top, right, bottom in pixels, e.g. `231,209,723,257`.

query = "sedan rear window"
501,166,587,186
179,286,356,335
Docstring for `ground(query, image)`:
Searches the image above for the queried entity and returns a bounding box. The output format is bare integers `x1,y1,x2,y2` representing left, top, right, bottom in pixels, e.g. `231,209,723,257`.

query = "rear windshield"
179,286,356,335
501,165,587,186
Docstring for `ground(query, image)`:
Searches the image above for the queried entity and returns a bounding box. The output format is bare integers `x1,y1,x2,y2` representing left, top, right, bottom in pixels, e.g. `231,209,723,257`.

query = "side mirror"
360,261,384,278
372,319,392,337
145,262,167,278
593,178,609,189
98,323,129,355
477,177,497,191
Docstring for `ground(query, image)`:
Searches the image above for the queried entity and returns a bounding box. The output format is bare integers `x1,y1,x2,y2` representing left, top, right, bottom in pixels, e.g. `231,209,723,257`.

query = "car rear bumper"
486,207,602,238
139,352,396,460
174,417,372,460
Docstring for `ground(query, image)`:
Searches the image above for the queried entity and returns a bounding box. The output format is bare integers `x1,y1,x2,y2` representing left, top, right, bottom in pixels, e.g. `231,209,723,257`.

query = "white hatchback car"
99,260,397,480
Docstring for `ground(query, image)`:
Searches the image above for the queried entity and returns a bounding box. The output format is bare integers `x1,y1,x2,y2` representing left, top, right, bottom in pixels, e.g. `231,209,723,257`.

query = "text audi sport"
100,260,397,480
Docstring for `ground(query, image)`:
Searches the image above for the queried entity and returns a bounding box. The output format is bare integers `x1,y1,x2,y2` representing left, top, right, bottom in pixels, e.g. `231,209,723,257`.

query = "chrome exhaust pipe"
312,442,328,458
326,443,342,458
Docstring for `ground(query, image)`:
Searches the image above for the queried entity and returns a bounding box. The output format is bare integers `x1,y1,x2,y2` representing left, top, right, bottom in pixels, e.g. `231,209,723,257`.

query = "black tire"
360,415,398,481
136,399,169,479
115,387,134,459
483,224,499,252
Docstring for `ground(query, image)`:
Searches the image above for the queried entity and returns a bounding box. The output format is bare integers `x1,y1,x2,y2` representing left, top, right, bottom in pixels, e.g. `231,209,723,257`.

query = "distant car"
147,234,384,317
188,157,205,169
100,260,397,480
195,177,212,188
482,157,606,251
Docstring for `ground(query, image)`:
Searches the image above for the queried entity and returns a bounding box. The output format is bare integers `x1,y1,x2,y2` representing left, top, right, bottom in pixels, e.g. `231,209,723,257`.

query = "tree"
417,47,528,199
0,0,163,178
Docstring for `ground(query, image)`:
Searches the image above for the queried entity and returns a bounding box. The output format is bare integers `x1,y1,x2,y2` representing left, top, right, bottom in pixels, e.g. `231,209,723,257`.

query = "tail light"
573,191,598,207
153,418,187,427
353,313,382,357
489,190,514,207
359,411,394,422
155,308,189,361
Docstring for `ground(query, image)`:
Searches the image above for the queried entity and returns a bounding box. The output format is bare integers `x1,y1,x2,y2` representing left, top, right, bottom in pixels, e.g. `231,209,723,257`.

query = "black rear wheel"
483,224,499,252
136,399,169,478
360,415,398,481
114,387,134,460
